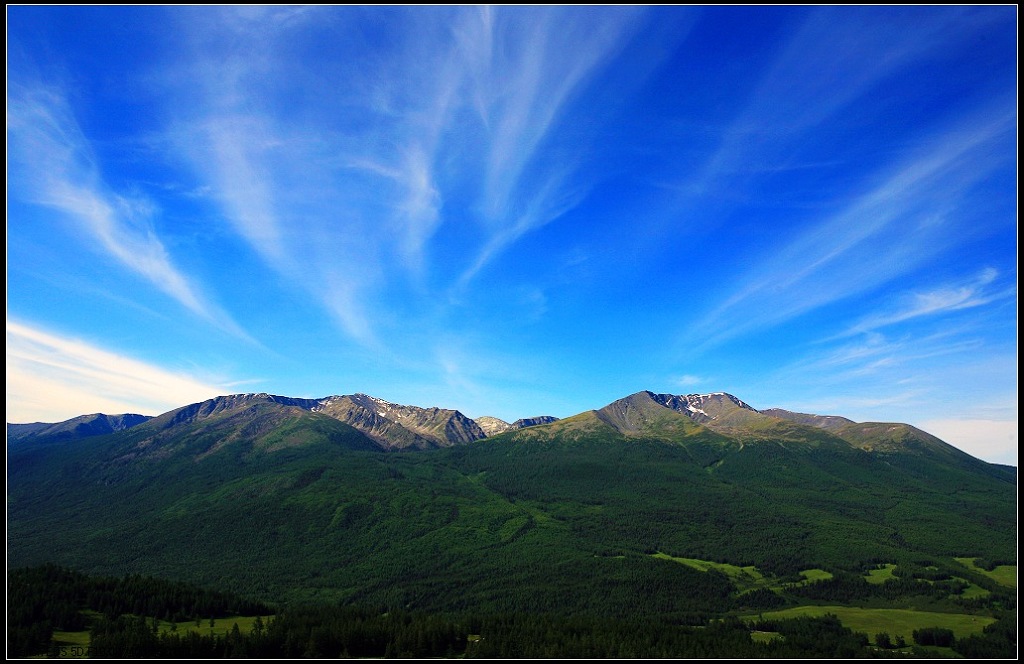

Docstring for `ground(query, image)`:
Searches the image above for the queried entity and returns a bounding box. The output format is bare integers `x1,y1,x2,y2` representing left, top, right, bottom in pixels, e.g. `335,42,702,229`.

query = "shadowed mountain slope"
7,413,151,447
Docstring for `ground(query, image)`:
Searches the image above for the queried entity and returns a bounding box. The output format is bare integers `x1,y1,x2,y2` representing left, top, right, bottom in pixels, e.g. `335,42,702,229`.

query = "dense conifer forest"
8,565,1016,658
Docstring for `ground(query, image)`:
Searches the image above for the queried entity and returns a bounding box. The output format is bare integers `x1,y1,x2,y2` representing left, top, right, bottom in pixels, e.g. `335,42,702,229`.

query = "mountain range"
7,412,151,444
6,388,995,466
7,388,1016,615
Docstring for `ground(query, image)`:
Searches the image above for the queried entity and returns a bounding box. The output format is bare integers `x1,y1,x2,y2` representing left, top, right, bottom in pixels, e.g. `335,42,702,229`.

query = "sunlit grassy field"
750,605,995,644
955,557,1016,589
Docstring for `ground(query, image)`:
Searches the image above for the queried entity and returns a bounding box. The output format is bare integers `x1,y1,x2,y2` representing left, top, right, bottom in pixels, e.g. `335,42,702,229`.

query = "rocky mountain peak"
475,416,513,436
645,391,759,426
511,416,559,429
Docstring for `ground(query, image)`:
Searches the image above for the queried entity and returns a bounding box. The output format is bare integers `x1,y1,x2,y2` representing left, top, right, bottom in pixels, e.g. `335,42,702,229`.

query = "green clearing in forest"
952,576,991,599
50,630,91,658
652,553,768,592
50,610,100,657
166,615,273,637
954,557,1017,588
51,630,90,646
864,563,896,584
652,553,831,592
797,568,833,583
750,605,995,644
48,614,271,656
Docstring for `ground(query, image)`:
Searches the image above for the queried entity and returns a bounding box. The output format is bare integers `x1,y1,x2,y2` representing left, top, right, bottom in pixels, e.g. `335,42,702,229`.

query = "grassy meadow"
955,557,1017,589
749,605,995,644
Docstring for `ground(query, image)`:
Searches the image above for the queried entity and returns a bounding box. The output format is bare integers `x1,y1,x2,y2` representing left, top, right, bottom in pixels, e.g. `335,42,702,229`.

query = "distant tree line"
787,570,997,605
86,609,891,659
6,565,270,658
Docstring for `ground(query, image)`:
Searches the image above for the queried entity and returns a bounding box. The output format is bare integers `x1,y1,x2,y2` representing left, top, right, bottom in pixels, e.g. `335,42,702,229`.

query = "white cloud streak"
6,320,229,423
666,7,1014,357
782,326,988,389
686,104,1014,348
673,375,704,388
474,8,641,224
838,268,1011,337
697,7,1002,188
7,86,247,338
168,7,648,347
459,171,589,286
786,391,926,415
201,116,290,267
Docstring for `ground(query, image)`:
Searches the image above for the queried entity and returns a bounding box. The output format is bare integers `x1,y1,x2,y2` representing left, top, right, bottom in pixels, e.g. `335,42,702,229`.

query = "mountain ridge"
5,389,1002,468
7,412,153,446
474,415,561,436
761,408,855,431
7,388,1015,612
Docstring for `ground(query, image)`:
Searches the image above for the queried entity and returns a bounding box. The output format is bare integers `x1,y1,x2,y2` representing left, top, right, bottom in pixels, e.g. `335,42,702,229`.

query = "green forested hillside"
7,395,1015,617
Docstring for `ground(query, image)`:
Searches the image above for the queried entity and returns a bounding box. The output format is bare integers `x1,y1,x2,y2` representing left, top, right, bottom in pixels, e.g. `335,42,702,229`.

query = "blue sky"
7,6,1017,463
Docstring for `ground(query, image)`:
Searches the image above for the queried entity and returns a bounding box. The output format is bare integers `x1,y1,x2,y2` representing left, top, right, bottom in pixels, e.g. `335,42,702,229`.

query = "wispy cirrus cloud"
7,85,248,339
165,7,652,347
684,103,1015,349
729,267,1014,425
695,6,1005,191
143,7,376,344
799,330,985,379
363,5,644,251
6,320,230,422
667,7,1011,354
750,324,1014,450
673,375,704,388
186,112,383,346
787,390,926,415
837,268,1013,338
199,116,290,267
458,170,589,287
472,8,642,223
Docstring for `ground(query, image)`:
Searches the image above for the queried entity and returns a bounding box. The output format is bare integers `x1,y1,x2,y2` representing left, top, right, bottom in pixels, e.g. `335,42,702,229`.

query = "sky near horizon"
6,6,1018,464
